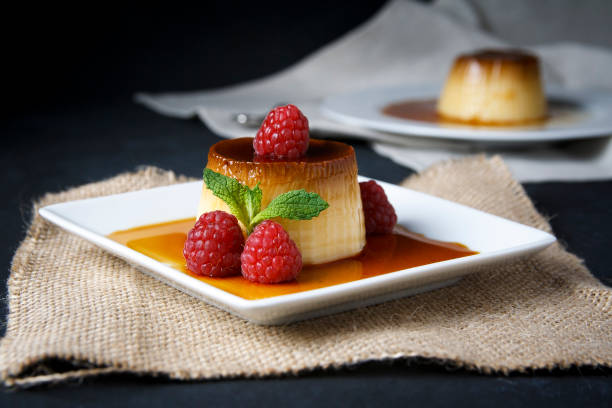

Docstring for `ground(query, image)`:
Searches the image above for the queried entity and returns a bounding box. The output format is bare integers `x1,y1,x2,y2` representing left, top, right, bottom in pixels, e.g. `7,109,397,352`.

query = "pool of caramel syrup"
108,218,476,300
382,99,580,127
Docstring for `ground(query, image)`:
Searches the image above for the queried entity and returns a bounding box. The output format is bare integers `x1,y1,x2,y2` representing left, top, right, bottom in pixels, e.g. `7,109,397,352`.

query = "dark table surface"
2,1,611,406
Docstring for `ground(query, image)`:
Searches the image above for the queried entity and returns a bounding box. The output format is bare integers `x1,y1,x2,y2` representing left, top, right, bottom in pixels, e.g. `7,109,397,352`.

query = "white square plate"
39,178,555,325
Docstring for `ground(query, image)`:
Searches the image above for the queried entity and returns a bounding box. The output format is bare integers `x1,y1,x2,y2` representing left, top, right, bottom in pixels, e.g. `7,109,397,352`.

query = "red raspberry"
359,180,397,235
183,211,244,277
240,220,302,283
253,104,309,159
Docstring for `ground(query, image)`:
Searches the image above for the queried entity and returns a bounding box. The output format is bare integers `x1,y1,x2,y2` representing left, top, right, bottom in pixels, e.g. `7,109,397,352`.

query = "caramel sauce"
108,218,477,300
382,98,581,127
456,49,538,65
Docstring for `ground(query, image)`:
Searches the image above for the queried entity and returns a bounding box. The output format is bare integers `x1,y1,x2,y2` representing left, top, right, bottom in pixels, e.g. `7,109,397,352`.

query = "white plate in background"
39,178,555,325
321,85,612,143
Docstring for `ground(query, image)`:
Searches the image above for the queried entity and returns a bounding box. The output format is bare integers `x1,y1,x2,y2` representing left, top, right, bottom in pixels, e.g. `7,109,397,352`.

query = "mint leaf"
203,168,251,228
241,183,262,223
203,169,328,234
251,190,329,227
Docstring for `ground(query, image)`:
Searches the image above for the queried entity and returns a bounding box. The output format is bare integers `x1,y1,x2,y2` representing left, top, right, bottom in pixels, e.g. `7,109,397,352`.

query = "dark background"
2,1,611,406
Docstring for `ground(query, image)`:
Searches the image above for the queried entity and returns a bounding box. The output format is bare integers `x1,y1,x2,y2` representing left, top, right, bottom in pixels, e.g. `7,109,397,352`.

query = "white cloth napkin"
136,0,612,182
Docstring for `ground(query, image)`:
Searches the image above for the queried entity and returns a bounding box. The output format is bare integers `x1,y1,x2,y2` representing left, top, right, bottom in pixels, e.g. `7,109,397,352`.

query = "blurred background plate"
321,85,612,143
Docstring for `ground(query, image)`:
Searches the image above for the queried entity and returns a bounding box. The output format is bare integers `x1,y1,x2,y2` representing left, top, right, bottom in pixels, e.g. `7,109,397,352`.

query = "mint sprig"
251,190,329,226
241,183,262,222
203,169,328,233
203,169,251,228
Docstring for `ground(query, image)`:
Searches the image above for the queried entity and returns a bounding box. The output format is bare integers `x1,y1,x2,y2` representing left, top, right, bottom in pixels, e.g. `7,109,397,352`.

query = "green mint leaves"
203,169,251,228
203,169,328,233
240,183,262,223
250,190,329,226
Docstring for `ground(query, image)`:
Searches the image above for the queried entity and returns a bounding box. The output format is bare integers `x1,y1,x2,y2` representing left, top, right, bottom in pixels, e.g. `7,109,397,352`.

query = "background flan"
198,138,366,265
437,49,547,125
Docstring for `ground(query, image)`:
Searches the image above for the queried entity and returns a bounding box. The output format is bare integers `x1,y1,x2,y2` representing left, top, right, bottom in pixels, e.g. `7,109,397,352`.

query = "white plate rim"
321,84,612,142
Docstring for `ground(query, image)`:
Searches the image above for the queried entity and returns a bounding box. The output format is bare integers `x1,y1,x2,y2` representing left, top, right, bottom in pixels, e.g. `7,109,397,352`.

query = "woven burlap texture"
1,158,611,387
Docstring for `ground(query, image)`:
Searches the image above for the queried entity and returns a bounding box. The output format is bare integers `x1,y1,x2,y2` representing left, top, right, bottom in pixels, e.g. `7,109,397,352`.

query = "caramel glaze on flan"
198,138,366,265
437,49,547,125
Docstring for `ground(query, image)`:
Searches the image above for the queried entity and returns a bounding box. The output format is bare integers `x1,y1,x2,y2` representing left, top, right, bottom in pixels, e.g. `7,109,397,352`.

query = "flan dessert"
437,49,547,125
197,137,366,265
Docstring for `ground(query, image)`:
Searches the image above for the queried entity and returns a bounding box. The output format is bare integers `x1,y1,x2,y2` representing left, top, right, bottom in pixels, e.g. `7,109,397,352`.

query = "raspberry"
359,180,397,235
253,104,309,159
240,220,302,283
183,211,244,277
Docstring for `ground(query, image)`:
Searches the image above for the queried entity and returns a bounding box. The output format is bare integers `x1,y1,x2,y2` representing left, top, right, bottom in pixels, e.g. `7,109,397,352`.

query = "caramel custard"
108,218,477,300
198,138,366,265
436,49,547,125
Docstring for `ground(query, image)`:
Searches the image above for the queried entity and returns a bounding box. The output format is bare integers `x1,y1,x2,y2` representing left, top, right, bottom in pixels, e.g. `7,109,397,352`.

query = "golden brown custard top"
210,137,353,163
207,137,357,183
455,49,539,66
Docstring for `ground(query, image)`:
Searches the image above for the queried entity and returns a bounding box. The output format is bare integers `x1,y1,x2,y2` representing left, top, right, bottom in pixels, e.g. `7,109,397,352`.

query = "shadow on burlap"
1,157,611,387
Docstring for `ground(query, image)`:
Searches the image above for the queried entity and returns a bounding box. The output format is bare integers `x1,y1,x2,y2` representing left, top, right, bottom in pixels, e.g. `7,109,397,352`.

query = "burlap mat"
1,158,611,387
